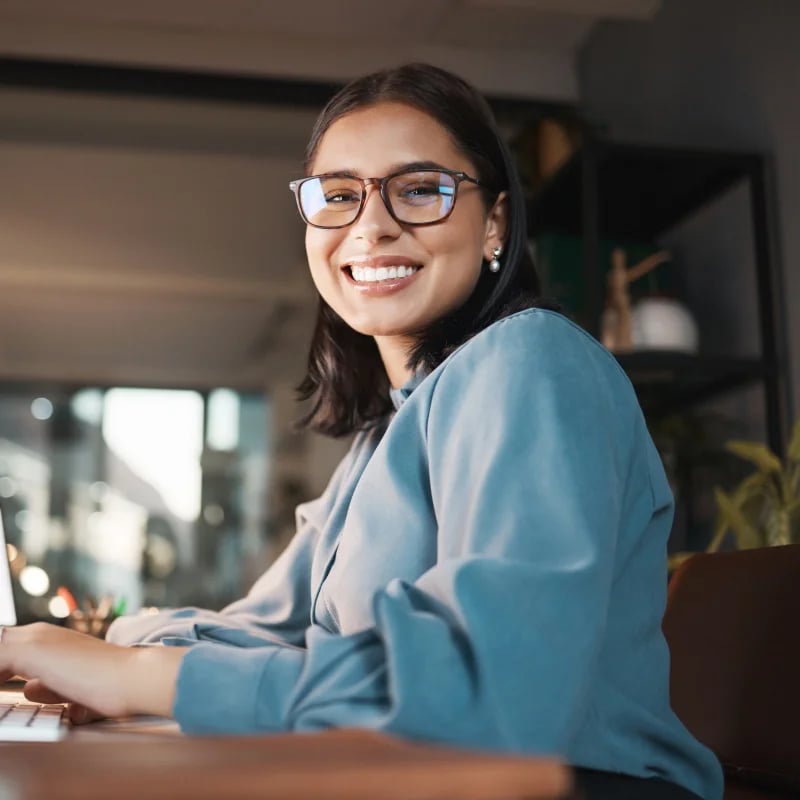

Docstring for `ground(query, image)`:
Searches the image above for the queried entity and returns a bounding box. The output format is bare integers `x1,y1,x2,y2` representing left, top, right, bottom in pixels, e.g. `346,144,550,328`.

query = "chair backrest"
663,545,800,798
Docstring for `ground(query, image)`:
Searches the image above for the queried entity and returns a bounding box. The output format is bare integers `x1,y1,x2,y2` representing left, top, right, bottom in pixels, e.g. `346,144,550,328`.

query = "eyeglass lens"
299,171,458,227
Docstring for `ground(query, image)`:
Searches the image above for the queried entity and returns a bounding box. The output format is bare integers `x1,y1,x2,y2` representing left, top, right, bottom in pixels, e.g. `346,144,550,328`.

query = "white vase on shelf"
630,297,699,353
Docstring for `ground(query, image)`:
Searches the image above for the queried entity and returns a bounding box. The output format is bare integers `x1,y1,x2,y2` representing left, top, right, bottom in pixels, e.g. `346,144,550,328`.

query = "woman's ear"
483,191,509,260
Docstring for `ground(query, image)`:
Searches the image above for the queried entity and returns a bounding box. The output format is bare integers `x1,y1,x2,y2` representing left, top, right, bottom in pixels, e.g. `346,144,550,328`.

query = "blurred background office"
0,0,796,622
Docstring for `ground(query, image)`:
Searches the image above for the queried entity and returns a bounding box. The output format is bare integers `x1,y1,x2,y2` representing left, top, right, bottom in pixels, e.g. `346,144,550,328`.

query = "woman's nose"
350,185,401,241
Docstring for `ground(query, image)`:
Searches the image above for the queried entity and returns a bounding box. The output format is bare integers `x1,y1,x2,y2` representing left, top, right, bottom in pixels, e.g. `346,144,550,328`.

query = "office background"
0,0,795,620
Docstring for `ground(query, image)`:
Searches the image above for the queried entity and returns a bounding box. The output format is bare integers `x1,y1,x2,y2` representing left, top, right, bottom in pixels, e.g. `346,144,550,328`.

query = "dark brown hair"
296,63,548,437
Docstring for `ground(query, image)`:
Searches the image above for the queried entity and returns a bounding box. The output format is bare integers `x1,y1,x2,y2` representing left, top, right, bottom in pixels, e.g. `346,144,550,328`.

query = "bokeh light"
30,397,54,421
48,595,71,618
19,565,50,597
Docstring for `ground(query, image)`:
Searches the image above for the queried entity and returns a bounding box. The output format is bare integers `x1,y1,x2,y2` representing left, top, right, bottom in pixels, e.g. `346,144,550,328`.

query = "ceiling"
0,0,662,391
0,0,661,97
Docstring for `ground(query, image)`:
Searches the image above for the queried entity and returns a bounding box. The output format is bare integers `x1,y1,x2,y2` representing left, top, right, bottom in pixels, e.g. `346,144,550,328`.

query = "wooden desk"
0,720,572,800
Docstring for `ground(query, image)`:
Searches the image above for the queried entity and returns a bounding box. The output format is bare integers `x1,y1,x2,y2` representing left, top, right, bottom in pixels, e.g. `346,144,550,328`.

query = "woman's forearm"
128,645,188,718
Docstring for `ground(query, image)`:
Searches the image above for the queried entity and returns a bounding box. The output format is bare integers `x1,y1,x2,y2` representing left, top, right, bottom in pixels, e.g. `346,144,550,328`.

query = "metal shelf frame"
531,139,791,455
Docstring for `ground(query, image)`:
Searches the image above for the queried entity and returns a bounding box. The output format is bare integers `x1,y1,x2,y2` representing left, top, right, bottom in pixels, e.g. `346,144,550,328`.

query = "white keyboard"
0,701,67,742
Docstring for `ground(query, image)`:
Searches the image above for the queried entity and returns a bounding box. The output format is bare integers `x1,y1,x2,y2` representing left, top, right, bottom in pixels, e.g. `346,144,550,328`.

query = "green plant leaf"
706,521,730,553
730,472,769,504
715,487,765,549
788,419,800,464
726,440,783,473
741,492,769,530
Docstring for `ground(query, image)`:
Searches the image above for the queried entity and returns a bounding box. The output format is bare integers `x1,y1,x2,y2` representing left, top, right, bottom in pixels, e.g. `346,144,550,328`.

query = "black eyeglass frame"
288,167,482,229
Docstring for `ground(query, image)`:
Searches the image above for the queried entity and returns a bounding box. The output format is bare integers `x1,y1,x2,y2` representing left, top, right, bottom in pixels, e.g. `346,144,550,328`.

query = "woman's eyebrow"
316,169,360,178
313,160,450,178
388,160,449,173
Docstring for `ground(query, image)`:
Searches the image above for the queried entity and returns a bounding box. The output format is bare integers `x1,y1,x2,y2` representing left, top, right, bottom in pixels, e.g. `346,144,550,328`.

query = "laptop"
0,512,68,741
0,512,15,628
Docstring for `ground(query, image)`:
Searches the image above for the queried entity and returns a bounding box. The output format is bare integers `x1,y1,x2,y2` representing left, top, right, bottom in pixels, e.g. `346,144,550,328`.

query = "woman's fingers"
1,623,131,717
1,623,186,719
21,678,66,704
67,704,104,725
25,677,106,725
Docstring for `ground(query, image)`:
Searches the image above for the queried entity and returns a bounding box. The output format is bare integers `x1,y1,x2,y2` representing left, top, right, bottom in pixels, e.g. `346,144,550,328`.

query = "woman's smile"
341,255,422,295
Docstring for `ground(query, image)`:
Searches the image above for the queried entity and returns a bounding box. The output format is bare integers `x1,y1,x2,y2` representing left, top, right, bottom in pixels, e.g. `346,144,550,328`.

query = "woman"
0,64,721,799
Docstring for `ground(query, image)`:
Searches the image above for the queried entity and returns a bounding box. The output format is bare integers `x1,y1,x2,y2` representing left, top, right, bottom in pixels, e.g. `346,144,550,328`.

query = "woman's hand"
0,623,187,724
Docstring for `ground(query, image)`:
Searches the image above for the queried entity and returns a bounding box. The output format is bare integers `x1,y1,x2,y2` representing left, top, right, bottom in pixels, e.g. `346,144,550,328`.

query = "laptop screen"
0,513,17,626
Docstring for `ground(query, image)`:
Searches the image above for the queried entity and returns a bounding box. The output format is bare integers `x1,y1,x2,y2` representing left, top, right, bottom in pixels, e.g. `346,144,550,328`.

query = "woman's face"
304,101,506,343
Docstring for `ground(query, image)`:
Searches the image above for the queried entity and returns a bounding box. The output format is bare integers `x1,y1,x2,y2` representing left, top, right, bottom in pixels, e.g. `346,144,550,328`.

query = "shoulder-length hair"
296,63,550,437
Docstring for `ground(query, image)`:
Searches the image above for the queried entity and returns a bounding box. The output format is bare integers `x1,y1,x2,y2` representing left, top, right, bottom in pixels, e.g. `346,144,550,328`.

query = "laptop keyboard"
0,701,66,741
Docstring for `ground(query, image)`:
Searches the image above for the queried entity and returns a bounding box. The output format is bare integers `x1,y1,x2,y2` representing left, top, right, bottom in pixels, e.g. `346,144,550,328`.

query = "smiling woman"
293,69,544,435
0,63,722,800
301,101,507,391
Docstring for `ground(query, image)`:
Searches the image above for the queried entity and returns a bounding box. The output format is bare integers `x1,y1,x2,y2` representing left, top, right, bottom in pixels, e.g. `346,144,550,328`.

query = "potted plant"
709,418,800,550
668,418,800,572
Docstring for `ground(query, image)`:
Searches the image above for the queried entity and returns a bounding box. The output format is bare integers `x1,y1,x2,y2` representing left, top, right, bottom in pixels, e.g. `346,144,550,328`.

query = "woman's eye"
404,184,439,196
398,183,442,203
325,191,359,204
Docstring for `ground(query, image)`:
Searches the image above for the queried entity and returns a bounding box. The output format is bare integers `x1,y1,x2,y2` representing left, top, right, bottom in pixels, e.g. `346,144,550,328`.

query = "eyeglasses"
289,168,482,229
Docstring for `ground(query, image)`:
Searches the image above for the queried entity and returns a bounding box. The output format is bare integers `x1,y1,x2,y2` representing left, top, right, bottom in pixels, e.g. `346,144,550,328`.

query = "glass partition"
0,385,270,624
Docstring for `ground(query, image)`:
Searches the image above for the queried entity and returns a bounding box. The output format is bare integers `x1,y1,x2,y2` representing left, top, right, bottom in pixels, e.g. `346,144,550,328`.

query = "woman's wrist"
126,645,188,718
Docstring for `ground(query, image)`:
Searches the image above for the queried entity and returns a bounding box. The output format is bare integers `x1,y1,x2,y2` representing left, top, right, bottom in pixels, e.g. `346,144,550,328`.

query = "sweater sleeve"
172,313,639,755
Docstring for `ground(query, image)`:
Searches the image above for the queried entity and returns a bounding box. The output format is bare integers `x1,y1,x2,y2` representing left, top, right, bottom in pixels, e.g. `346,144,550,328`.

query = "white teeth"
350,265,417,283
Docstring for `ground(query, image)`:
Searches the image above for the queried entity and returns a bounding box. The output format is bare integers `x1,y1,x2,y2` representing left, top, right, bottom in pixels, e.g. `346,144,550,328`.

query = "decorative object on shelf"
600,247,698,354
631,297,700,354
534,235,674,332
536,118,581,184
601,247,671,352
668,418,800,572
512,112,588,192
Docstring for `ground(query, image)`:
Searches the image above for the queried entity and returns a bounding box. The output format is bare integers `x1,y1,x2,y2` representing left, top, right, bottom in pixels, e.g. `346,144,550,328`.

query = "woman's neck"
374,335,415,389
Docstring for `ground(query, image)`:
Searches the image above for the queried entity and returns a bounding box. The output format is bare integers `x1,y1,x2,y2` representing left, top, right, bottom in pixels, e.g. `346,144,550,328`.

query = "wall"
580,0,799,430
0,87,317,388
0,87,351,559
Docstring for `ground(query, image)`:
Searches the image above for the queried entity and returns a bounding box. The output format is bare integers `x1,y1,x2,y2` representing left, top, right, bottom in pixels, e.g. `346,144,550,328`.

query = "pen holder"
65,607,117,639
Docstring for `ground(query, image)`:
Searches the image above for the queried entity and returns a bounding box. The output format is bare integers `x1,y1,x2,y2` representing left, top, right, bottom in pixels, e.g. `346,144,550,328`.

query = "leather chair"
663,544,800,799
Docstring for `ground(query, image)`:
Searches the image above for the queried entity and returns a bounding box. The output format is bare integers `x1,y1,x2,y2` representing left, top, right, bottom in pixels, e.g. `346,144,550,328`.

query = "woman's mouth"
348,265,418,283
341,262,423,295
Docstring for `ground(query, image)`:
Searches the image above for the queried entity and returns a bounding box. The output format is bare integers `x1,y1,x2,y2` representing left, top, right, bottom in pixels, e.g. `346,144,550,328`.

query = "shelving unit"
528,140,789,455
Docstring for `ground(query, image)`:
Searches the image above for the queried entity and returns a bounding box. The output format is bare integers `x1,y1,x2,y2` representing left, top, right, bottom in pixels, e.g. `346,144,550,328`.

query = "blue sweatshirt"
107,309,723,800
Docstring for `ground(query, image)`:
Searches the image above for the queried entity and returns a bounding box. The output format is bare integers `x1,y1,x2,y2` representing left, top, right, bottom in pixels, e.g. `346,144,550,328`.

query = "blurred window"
0,385,270,623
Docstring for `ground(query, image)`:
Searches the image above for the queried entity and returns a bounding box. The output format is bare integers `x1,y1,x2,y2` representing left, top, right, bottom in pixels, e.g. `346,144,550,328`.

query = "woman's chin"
343,315,421,340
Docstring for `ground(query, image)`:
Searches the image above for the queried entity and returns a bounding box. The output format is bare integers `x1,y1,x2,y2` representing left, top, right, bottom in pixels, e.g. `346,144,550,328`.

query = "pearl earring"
489,246,502,273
